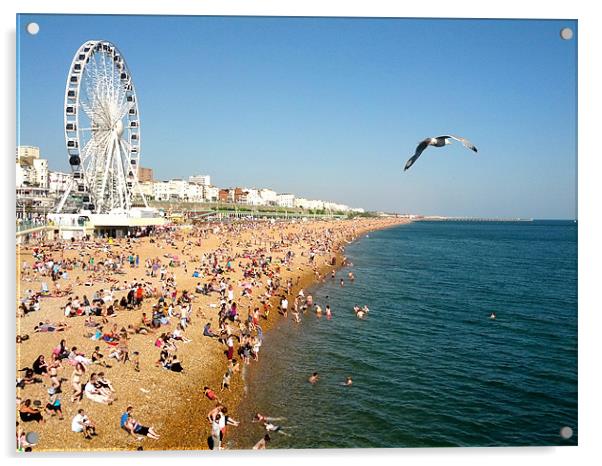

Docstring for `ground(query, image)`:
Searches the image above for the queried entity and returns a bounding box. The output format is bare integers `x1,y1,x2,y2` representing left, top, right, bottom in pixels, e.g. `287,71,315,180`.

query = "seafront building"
15,145,364,220
137,167,154,183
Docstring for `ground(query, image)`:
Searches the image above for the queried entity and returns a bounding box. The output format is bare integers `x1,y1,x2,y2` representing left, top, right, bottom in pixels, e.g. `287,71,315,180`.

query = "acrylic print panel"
15,14,577,452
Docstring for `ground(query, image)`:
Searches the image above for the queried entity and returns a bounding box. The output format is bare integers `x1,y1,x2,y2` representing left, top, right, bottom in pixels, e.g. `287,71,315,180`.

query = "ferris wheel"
56,40,147,214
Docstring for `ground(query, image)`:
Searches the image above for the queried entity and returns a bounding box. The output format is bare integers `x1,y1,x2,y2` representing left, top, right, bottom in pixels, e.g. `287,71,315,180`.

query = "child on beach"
132,351,140,372
45,386,64,420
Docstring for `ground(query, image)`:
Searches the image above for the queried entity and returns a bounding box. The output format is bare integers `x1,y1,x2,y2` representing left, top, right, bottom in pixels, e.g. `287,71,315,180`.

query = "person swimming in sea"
490,312,496,320
253,413,289,435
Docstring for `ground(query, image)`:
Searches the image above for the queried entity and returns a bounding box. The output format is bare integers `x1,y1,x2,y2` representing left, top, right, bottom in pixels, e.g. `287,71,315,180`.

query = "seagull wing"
442,135,478,153
404,139,431,171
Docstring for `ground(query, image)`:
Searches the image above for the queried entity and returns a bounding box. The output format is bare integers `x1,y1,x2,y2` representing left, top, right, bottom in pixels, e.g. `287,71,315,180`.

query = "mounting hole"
560,426,573,439
26,22,40,35
25,431,39,444
560,27,573,40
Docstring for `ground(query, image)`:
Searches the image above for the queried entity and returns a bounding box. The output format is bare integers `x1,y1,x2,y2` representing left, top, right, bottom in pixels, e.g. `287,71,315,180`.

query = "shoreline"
227,219,410,449
16,217,410,451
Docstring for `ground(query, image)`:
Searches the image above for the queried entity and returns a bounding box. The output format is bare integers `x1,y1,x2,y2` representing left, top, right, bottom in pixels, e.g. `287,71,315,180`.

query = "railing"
15,221,48,233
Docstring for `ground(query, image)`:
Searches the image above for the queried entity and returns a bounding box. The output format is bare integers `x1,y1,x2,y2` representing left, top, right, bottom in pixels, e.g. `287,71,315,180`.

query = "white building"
137,181,154,199
258,188,278,206
203,185,219,202
242,188,266,206
48,171,73,194
189,175,211,186
32,159,49,188
16,163,25,188
152,179,205,202
276,193,295,208
323,201,350,213
15,146,48,189
294,198,324,210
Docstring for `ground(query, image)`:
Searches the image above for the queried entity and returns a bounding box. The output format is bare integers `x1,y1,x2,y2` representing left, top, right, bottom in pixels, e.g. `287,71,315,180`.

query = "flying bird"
404,135,478,171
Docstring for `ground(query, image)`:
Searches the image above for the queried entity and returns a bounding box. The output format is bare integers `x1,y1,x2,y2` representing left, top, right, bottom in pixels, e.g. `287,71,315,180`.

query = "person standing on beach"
226,335,234,361
210,413,223,450
280,296,288,317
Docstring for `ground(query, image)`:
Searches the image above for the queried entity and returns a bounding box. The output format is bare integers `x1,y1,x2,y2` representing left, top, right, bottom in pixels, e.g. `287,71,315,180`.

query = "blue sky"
16,15,577,218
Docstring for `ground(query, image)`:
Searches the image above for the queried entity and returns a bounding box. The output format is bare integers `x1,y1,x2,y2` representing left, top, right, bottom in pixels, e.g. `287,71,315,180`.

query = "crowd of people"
16,217,403,451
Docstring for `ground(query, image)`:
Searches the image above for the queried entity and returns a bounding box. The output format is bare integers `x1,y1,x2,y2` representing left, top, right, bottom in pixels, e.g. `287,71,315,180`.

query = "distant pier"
415,216,534,222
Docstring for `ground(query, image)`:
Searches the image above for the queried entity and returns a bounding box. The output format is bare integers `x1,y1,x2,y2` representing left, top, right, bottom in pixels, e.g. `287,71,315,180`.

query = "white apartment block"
16,163,25,188
258,188,278,206
276,193,295,208
136,181,154,199
153,179,204,202
294,198,324,210
48,171,73,194
243,188,266,206
17,159,48,188
32,159,49,188
203,185,219,202
189,175,211,186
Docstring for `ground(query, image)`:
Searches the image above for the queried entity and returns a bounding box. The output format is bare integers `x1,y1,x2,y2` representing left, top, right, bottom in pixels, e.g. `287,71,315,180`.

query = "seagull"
404,135,478,171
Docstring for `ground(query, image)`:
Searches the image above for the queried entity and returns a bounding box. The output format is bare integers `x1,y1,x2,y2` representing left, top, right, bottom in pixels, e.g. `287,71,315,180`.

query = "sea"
231,220,578,449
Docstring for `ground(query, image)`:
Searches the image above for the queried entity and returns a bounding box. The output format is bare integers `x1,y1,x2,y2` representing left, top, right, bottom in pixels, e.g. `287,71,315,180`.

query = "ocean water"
233,221,577,449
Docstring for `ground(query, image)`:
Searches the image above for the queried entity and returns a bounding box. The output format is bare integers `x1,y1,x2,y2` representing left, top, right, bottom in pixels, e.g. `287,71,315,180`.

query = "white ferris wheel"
56,40,147,214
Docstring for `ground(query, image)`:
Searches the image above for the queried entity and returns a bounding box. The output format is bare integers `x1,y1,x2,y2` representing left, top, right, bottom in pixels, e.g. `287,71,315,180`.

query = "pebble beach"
16,217,409,451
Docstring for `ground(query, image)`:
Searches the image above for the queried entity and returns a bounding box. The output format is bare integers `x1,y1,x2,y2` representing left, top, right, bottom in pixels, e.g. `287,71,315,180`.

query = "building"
152,179,203,202
258,188,278,206
189,174,211,186
218,189,230,203
294,198,324,211
16,146,48,189
276,193,295,208
16,145,40,163
203,185,219,202
136,181,154,199
16,163,25,188
242,188,265,206
48,171,73,194
233,187,246,203
137,167,154,183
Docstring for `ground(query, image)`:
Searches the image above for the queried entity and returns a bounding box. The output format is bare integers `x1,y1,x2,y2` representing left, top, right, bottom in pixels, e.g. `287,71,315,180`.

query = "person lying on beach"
204,386,221,403
68,347,92,366
33,321,69,333
17,368,41,387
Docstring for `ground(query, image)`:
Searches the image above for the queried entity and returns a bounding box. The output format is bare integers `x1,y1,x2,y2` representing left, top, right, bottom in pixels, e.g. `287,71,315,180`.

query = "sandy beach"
16,217,409,451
